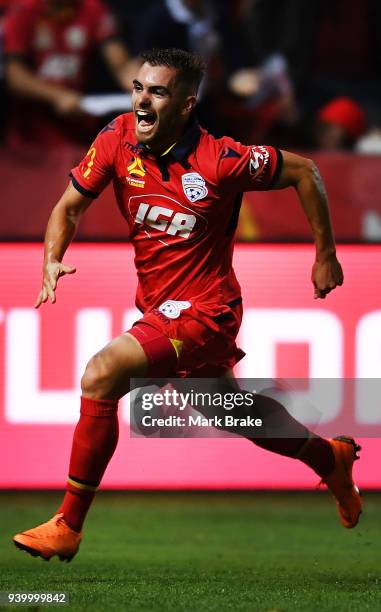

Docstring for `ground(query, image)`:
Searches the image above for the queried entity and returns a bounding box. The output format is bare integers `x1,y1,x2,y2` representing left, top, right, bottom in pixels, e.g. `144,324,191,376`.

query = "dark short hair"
141,48,206,93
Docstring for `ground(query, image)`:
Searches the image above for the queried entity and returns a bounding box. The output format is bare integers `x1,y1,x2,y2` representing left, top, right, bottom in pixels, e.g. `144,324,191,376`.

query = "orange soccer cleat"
13,513,82,562
322,436,362,529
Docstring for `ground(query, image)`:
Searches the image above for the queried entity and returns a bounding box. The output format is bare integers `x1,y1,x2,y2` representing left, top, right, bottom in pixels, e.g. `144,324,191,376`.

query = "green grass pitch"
1,491,381,611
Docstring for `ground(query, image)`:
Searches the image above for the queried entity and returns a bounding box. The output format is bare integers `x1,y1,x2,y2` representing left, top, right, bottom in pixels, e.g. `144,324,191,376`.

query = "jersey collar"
131,115,201,168
169,115,201,166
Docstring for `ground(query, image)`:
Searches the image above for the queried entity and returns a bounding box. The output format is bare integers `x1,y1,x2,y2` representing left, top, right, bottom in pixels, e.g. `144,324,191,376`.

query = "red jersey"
4,0,116,90
71,113,281,315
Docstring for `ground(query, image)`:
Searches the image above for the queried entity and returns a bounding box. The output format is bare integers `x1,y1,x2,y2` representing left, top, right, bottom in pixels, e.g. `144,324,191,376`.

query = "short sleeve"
216,137,283,193
70,121,119,198
3,3,32,56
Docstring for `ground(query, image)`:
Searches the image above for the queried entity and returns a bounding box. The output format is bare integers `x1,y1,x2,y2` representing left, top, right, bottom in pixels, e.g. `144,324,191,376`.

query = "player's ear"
182,95,197,115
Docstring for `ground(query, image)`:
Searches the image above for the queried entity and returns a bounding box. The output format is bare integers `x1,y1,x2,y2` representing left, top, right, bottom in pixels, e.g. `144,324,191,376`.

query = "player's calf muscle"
81,334,148,400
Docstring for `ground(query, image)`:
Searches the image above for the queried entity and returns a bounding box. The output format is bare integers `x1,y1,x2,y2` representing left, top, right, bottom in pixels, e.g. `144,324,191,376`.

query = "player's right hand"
35,261,76,308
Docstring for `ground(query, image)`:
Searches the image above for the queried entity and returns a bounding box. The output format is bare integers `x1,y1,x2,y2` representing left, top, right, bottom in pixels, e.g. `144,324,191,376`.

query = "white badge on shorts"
158,300,191,319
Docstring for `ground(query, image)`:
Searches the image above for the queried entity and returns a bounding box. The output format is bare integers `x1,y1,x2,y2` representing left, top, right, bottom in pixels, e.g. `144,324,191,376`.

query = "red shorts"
127,298,245,378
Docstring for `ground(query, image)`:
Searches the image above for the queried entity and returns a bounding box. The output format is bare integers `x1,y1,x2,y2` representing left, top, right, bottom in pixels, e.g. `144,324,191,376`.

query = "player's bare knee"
81,352,116,399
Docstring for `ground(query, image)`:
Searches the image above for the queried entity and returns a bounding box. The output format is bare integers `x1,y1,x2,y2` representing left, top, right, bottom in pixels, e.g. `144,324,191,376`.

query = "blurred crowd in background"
1,0,381,242
1,0,381,153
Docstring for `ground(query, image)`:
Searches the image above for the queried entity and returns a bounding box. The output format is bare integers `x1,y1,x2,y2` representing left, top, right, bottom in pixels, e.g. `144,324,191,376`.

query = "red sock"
58,396,119,532
252,435,335,478
293,436,335,478
248,394,335,478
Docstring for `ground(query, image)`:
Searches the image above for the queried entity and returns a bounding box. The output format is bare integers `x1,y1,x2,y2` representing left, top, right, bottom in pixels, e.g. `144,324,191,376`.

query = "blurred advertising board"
0,244,380,488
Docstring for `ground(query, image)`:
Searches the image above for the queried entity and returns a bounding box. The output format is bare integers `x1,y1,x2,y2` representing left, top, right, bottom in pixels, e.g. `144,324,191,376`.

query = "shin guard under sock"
58,396,119,532
248,394,335,477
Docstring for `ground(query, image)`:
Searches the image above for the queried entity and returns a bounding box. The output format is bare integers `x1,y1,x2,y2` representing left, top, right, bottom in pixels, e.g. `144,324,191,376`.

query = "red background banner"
1,148,381,241
0,243,380,489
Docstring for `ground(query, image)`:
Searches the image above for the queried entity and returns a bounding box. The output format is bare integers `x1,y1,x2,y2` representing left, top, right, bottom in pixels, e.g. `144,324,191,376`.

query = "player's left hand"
311,252,343,299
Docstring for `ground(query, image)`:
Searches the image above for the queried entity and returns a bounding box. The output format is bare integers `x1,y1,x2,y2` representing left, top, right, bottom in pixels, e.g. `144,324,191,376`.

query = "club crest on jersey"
65,26,87,50
158,300,191,319
34,25,53,50
182,172,208,203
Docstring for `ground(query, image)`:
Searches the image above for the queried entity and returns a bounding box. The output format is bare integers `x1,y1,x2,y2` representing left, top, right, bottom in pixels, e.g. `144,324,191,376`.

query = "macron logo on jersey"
222,146,241,159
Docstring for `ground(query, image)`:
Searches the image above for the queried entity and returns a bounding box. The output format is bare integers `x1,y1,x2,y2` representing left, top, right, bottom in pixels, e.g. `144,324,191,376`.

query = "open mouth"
136,110,157,132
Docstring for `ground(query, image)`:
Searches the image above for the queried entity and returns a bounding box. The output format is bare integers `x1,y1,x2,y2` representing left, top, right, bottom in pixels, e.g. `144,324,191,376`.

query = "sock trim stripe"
67,477,98,492
68,473,99,486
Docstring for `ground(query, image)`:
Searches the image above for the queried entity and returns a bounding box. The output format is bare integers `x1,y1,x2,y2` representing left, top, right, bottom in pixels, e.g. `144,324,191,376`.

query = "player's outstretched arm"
272,150,343,299
6,59,82,116
35,182,92,308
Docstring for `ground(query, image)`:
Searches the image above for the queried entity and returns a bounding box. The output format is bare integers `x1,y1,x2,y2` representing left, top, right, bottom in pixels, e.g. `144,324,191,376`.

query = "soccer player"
13,48,361,562
3,0,137,147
